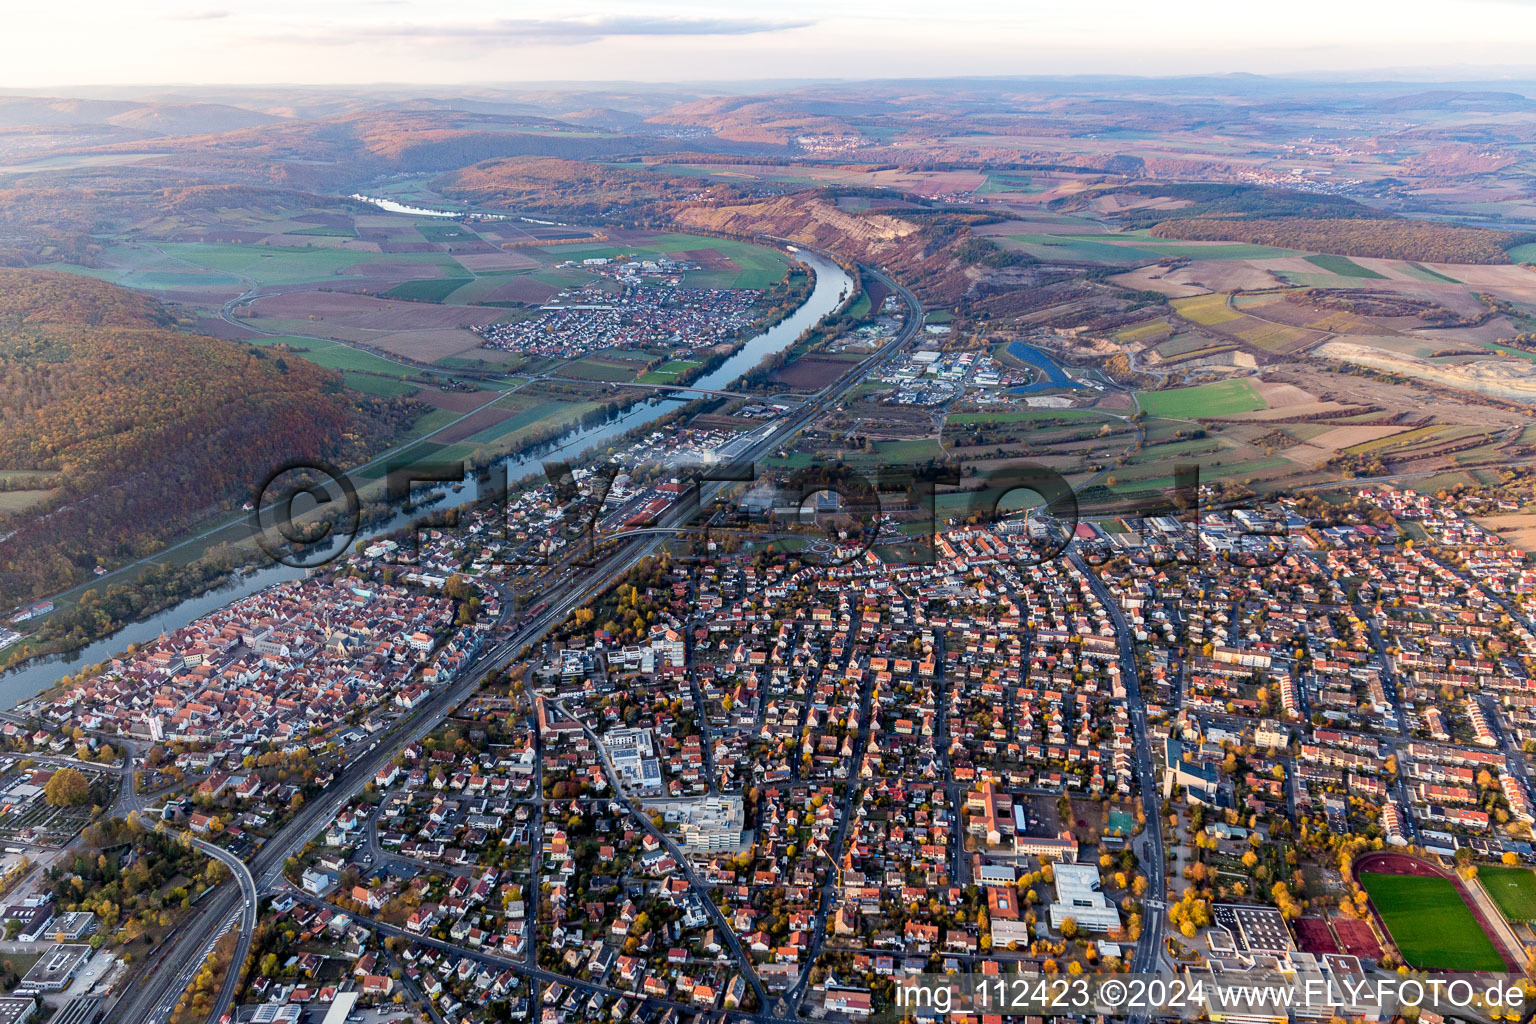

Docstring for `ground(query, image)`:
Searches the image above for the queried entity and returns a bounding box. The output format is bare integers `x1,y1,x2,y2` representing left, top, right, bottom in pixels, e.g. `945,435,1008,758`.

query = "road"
128,818,261,1024
567,699,769,1012
111,580,598,1024
112,263,921,1024
285,890,811,1024
1070,548,1168,998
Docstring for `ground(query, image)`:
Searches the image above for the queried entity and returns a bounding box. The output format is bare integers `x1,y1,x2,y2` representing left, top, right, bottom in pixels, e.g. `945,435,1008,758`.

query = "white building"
652,796,746,854
1047,862,1121,933
604,728,664,795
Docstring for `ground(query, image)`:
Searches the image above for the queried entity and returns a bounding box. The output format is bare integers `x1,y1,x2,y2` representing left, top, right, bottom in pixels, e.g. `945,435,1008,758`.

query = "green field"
340,372,422,396
1000,234,1166,263
1132,242,1297,260
564,358,641,382
1360,872,1506,971
867,438,948,463
1054,234,1297,261
1137,379,1265,418
1171,292,1243,326
244,336,420,376
1404,262,1461,284
153,242,464,287
439,273,532,305
638,359,702,384
44,260,242,291
976,172,1037,195
845,290,872,320
383,277,473,303
1480,866,1536,922
416,221,477,243
1304,254,1388,279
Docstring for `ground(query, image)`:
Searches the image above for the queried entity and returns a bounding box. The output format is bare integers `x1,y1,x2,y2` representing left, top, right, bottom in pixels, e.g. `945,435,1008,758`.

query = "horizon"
8,68,1536,102
7,0,1536,89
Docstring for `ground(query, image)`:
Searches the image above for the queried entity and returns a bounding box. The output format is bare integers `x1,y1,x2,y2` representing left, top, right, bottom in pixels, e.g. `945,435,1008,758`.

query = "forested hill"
0,270,412,606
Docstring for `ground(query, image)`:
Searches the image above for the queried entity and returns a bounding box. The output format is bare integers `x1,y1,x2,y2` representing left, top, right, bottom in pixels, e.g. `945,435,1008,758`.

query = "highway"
111,263,921,1024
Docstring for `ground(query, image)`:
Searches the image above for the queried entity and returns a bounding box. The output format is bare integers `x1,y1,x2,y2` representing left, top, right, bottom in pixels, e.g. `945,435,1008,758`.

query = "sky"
5,0,1536,88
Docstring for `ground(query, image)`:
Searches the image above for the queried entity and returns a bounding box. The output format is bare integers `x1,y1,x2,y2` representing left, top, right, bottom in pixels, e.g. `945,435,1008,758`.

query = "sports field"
1359,871,1506,971
1479,866,1536,922
1137,379,1265,418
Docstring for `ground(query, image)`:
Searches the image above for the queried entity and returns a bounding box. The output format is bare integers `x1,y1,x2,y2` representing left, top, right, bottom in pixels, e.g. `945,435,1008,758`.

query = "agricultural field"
1138,379,1265,418
1116,320,1172,343
0,489,54,514
639,359,702,384
563,357,645,382
1474,513,1536,549
1359,872,1506,971
154,241,464,287
383,277,473,303
243,335,422,376
1236,321,1318,353
1304,254,1387,279
242,291,503,362
1171,292,1243,326
1152,333,1223,358
339,372,422,396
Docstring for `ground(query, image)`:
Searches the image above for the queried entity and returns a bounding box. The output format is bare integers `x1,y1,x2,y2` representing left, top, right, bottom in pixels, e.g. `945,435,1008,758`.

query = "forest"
439,155,732,220
1070,182,1529,262
0,270,415,607
1147,216,1524,263
1092,182,1389,227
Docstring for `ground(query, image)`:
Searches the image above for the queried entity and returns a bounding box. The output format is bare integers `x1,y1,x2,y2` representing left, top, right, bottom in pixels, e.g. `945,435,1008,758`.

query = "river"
348,194,459,218
0,250,852,708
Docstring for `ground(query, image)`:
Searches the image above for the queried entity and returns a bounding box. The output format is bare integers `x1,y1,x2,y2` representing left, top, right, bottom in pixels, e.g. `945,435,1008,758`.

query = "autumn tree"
45,767,91,807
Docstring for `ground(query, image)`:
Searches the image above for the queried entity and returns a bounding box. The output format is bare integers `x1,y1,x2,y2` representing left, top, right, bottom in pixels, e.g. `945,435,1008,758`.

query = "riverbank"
0,250,852,706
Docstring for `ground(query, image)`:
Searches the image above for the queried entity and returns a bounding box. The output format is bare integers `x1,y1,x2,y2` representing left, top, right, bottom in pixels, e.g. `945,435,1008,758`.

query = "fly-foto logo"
249,455,1291,577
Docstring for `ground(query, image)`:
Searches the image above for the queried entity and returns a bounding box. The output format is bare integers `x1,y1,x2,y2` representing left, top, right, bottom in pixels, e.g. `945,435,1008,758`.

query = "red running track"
1353,851,1520,972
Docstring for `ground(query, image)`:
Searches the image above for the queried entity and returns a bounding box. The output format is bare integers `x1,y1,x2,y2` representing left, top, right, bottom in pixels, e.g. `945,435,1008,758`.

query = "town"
474,279,762,359
2,476,1532,1024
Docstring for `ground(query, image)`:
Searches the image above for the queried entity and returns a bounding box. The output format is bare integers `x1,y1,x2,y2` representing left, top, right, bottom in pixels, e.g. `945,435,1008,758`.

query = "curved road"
120,814,260,1024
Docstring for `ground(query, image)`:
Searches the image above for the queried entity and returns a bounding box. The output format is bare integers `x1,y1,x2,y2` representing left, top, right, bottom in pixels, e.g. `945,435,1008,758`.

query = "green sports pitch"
1359,871,1506,971
1480,866,1536,922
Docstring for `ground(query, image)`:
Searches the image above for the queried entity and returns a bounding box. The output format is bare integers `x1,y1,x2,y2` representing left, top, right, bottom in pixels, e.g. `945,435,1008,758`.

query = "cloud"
279,14,813,47
165,9,232,19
